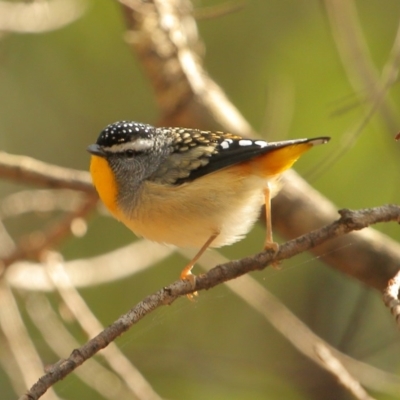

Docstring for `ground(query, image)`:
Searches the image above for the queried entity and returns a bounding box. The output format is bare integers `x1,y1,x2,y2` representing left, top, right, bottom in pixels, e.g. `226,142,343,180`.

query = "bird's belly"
118,167,276,248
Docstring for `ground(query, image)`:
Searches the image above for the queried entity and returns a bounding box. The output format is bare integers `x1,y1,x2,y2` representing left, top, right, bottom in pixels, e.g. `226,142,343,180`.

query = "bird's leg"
180,232,219,295
264,183,279,253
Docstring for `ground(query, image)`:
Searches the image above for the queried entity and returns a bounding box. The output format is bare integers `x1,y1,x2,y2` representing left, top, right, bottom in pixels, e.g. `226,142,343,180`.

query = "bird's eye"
125,149,135,158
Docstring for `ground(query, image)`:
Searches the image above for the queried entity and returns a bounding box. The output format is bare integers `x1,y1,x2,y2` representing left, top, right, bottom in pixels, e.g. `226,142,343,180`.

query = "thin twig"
20,205,400,400
315,344,376,400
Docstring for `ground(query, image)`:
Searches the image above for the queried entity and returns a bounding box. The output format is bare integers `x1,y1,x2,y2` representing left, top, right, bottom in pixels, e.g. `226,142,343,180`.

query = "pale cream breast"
118,166,277,248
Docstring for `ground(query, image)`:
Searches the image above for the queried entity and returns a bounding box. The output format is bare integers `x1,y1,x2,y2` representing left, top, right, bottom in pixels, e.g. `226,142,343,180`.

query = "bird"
87,121,330,283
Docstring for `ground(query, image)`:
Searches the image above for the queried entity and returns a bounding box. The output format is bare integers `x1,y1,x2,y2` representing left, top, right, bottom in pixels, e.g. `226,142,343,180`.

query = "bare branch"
0,151,94,193
26,295,137,400
315,344,376,400
194,205,400,291
20,205,400,399
120,0,255,133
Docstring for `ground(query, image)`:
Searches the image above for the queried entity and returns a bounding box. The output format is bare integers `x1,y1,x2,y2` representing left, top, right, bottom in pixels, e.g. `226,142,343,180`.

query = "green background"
1,0,400,399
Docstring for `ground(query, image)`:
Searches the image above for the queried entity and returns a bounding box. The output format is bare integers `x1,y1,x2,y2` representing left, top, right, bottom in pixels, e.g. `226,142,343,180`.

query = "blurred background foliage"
1,0,400,399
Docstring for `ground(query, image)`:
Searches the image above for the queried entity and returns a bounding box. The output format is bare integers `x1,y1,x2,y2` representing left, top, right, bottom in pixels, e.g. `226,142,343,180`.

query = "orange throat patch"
90,155,120,217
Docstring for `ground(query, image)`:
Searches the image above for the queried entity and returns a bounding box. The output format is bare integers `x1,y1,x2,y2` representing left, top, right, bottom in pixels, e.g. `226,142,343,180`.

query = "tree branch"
0,151,94,193
315,344,376,400
19,205,400,400
120,0,255,133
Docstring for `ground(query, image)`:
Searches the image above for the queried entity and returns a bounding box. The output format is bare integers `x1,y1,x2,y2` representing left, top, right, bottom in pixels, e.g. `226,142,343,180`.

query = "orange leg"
180,232,219,294
264,183,279,253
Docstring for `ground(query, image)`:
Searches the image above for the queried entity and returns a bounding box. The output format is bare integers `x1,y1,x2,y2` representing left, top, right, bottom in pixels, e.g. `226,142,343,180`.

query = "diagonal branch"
315,344,376,400
0,151,94,193
42,252,163,400
19,205,400,400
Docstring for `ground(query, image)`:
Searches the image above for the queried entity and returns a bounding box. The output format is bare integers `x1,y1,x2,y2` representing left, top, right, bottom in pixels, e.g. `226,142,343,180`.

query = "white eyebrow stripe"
106,139,153,153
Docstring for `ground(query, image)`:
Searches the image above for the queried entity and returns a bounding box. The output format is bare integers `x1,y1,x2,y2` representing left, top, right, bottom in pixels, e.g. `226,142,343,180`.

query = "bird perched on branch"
88,121,330,283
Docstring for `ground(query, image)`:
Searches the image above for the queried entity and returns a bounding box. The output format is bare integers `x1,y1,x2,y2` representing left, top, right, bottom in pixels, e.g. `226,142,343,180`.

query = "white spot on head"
239,139,253,146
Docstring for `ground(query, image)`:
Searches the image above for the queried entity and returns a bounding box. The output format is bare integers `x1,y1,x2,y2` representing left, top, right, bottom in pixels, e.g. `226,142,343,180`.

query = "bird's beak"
87,144,106,157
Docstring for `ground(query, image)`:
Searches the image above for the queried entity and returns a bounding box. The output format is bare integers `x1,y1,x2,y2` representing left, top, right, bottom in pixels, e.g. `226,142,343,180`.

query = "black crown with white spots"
96,121,155,148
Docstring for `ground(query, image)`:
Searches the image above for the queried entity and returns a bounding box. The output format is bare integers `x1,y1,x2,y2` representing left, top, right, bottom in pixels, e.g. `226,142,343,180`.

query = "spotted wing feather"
175,134,317,184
